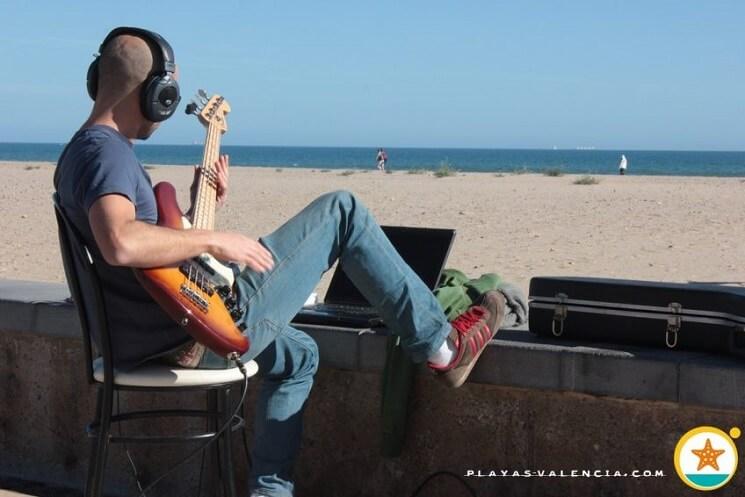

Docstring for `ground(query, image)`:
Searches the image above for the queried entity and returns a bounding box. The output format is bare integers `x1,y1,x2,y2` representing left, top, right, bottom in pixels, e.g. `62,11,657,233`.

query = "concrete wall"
2,280,745,497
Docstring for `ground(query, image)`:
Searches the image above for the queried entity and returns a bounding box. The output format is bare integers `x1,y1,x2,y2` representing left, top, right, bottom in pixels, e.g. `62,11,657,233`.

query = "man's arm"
89,193,274,271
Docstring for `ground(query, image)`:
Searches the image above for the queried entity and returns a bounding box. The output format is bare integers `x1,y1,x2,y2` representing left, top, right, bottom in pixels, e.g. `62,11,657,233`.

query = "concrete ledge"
0,279,78,338
2,278,744,410
297,325,745,411
3,279,745,497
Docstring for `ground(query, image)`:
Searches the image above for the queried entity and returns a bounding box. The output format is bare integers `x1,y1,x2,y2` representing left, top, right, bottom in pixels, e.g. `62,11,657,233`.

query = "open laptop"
292,225,456,328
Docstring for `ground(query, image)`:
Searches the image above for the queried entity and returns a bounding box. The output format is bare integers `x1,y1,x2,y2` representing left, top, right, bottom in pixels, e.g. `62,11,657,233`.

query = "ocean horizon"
1,142,744,177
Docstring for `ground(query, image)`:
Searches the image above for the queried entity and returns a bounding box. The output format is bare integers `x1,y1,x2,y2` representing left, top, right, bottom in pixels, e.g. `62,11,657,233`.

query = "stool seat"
92,358,259,387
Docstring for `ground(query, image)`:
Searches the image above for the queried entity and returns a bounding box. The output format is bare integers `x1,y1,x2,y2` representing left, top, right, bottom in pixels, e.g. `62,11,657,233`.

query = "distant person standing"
618,154,628,175
376,148,388,172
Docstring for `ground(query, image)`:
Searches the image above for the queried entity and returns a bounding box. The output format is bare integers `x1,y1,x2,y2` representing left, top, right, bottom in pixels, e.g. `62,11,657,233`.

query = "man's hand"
209,231,275,272
190,154,230,208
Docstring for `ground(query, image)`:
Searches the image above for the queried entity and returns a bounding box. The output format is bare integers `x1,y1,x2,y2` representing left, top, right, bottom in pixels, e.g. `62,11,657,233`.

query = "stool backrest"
53,193,114,385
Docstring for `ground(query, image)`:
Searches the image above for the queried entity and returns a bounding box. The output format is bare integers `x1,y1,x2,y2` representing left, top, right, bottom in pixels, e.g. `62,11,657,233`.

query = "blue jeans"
201,190,451,496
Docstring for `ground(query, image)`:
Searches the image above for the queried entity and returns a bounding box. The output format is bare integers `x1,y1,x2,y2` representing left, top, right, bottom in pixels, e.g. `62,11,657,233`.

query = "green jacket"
434,269,502,321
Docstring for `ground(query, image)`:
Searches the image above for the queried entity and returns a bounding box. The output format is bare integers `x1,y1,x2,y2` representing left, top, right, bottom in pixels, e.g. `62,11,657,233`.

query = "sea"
1,143,744,177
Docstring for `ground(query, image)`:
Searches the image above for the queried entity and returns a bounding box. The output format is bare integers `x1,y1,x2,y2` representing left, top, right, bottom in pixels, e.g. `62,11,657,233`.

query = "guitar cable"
408,470,478,497
125,353,251,497
121,356,480,497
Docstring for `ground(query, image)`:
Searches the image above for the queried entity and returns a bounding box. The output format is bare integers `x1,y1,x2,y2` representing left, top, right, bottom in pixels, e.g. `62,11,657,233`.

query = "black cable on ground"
409,470,478,497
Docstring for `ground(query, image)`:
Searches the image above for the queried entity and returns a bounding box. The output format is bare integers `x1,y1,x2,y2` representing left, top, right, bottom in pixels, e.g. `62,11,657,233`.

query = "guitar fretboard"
191,117,223,231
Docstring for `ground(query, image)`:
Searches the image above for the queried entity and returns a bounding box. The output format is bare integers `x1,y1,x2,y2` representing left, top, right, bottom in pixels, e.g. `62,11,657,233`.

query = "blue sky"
0,1,743,150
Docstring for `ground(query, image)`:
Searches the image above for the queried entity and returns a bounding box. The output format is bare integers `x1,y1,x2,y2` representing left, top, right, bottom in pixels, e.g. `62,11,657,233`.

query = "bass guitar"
134,92,249,357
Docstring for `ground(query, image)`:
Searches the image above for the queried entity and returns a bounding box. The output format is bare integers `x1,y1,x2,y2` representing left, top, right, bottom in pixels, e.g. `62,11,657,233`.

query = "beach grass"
434,161,457,178
543,167,564,177
573,175,600,185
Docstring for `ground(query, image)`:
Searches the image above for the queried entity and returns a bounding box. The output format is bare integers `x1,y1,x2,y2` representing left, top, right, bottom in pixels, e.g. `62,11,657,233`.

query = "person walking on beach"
53,27,508,497
618,154,628,175
376,147,388,171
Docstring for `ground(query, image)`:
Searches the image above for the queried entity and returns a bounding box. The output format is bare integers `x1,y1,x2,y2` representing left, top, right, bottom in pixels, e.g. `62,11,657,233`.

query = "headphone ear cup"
86,59,100,100
141,75,180,122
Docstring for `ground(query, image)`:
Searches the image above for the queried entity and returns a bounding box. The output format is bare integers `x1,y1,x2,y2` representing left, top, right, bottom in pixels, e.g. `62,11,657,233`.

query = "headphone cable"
127,354,250,497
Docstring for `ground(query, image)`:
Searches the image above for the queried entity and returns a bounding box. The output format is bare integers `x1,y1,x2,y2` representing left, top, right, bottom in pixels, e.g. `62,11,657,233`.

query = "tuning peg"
198,89,208,99
185,102,199,115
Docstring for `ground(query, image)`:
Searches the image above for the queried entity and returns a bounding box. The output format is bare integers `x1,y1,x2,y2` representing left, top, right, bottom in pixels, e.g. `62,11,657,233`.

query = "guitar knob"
230,309,243,321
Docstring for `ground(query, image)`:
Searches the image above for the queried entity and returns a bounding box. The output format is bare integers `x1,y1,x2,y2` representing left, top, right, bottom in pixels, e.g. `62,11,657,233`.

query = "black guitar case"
529,276,745,357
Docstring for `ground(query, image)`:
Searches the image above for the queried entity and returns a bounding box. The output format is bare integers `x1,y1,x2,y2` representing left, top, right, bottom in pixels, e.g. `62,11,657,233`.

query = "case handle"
666,302,682,348
552,293,568,337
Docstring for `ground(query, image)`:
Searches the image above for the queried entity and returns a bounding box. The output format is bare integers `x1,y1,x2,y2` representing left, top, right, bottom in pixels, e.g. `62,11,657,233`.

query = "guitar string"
184,118,206,298
203,121,219,300
194,120,210,230
194,121,214,297
191,114,220,301
200,119,219,230
185,117,209,297
205,118,220,295
194,118,208,295
195,118,211,230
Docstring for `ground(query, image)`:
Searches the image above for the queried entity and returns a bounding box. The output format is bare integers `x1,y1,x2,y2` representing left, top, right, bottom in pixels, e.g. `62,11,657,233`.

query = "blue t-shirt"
54,125,189,370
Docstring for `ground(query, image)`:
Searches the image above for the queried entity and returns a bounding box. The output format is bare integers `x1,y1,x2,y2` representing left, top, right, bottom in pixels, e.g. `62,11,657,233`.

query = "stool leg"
86,385,113,497
206,390,221,494
218,387,237,497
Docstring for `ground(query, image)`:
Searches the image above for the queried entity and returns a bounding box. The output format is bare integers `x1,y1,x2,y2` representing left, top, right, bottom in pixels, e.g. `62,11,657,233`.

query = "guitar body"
134,181,249,357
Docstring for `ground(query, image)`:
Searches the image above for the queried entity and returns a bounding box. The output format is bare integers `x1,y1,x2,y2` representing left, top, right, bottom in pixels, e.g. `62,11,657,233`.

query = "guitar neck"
191,121,223,230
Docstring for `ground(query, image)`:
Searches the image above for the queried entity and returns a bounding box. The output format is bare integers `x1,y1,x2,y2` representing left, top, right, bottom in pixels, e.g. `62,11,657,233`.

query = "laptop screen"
324,226,456,305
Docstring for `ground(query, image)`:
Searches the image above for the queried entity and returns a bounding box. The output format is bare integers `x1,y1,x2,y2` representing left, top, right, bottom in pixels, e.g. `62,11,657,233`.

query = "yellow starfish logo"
691,438,726,471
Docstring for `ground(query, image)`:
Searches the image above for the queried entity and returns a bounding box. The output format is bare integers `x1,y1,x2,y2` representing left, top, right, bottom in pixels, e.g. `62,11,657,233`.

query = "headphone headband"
98,27,176,75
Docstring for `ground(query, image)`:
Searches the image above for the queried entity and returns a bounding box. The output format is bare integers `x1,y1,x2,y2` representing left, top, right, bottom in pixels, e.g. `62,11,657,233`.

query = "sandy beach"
2,160,744,300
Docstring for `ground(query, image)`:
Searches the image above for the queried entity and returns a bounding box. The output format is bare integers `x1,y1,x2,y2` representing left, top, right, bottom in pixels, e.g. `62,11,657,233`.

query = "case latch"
552,293,568,337
666,302,682,348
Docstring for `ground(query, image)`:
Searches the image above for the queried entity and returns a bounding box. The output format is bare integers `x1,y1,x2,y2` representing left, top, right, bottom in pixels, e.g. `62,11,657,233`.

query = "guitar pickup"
179,284,209,312
179,264,216,296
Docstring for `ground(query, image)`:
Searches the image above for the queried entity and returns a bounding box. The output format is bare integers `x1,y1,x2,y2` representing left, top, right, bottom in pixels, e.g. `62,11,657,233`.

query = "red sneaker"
428,290,506,387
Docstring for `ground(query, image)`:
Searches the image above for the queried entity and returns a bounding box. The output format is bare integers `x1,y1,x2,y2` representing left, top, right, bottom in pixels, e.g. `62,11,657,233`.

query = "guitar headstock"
185,90,231,133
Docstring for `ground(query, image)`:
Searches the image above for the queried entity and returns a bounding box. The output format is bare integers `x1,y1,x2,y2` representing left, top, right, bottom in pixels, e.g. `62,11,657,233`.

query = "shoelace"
429,306,489,371
451,306,486,338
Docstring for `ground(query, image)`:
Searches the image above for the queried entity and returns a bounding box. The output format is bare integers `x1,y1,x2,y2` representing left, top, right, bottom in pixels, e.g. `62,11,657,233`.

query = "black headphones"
87,27,181,122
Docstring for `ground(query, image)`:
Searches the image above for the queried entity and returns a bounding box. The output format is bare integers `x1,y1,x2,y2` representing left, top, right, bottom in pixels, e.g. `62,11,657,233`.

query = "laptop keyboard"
316,303,376,315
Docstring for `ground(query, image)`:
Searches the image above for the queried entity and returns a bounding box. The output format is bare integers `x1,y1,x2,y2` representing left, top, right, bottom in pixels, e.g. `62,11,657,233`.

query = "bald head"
96,35,155,101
